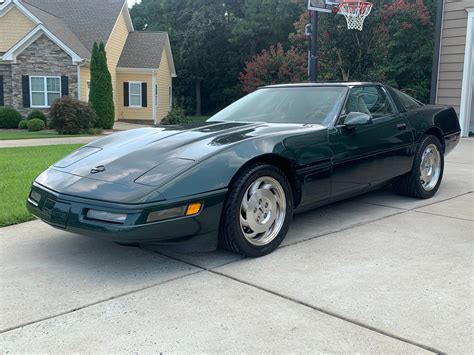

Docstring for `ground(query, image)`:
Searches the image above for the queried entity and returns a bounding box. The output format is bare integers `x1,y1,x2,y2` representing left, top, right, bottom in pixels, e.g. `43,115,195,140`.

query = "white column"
152,69,157,125
460,8,474,137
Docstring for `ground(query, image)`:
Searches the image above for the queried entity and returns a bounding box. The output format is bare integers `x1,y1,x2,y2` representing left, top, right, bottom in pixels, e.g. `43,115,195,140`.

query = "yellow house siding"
0,6,35,52
79,64,90,101
156,50,172,121
116,72,153,120
105,6,130,112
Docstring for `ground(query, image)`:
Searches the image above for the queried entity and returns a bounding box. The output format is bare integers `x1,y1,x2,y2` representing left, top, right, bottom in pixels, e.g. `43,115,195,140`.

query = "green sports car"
27,83,461,257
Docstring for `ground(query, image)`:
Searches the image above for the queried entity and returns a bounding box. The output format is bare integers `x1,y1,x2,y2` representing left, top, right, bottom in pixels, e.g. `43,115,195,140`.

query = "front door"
329,85,414,198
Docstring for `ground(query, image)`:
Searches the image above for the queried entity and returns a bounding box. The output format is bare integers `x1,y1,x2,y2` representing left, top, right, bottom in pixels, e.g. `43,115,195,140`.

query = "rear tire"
219,163,293,257
393,135,444,199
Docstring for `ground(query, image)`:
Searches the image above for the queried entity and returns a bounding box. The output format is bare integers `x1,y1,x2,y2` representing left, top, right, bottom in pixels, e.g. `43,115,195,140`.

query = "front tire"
219,164,293,257
393,135,444,199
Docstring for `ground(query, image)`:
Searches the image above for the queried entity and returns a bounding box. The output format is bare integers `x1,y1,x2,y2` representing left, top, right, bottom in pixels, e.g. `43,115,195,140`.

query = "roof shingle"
117,32,168,69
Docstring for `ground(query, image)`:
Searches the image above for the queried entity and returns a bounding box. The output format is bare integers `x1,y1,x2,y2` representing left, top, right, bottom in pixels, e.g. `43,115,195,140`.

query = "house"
431,0,473,136
0,0,176,124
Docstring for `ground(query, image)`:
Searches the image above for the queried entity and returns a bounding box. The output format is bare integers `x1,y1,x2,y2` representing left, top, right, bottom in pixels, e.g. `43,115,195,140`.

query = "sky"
127,0,140,7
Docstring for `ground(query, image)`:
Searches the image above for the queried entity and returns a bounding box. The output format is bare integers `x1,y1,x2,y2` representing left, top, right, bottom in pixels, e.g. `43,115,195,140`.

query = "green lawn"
0,144,83,227
0,131,87,140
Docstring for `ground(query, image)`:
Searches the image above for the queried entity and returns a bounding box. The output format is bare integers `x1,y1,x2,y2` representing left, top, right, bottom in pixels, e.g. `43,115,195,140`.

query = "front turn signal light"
186,202,202,216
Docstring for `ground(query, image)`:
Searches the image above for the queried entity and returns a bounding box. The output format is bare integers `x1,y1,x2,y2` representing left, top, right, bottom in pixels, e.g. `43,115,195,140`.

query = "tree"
239,43,307,93
89,41,115,128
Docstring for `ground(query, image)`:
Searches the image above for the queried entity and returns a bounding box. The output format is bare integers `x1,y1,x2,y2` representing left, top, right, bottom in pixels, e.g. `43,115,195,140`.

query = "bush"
84,127,103,136
0,107,23,128
18,120,29,129
49,96,97,134
27,118,45,131
160,106,188,125
27,109,48,125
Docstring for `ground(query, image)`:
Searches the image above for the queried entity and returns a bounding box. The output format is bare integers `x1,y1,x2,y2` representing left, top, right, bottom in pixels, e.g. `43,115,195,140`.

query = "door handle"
397,123,407,130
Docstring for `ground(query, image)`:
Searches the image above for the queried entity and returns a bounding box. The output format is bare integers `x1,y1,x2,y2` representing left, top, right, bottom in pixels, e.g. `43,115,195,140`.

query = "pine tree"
89,41,115,128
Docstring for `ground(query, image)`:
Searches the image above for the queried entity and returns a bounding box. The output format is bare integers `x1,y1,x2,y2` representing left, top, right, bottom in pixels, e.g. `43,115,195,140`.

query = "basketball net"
336,1,373,31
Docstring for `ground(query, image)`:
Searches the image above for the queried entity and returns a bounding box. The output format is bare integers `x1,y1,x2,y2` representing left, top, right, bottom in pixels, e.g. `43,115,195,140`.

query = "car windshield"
208,87,347,125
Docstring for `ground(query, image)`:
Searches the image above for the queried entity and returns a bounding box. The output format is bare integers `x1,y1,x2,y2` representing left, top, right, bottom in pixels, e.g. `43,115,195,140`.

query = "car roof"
262,82,382,89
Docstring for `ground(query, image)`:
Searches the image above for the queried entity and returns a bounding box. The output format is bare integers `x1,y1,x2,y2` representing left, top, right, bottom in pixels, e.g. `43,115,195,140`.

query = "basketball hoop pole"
309,10,318,82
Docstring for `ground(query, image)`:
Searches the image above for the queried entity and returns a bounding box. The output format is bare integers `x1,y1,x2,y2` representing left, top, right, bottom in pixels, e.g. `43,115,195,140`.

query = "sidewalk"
0,121,151,148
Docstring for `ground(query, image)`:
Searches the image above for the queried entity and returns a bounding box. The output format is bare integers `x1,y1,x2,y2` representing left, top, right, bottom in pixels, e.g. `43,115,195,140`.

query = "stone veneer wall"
9,34,78,115
0,64,13,107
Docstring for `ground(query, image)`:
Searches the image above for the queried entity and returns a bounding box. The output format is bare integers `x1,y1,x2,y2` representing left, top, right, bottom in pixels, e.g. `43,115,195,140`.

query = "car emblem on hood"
90,165,106,174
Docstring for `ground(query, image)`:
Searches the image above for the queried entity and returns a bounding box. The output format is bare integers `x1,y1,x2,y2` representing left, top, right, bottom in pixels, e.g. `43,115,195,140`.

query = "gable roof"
22,0,127,54
21,1,90,58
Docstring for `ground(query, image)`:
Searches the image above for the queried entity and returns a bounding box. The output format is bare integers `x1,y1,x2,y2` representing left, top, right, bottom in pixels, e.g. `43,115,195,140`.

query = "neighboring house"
0,0,176,123
432,0,474,136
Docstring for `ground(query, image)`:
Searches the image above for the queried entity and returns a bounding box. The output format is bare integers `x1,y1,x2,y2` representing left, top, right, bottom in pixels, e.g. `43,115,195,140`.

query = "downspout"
152,69,157,125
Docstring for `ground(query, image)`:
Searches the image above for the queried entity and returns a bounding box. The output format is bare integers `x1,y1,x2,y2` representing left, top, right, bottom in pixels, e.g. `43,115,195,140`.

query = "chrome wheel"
419,144,441,191
239,176,286,246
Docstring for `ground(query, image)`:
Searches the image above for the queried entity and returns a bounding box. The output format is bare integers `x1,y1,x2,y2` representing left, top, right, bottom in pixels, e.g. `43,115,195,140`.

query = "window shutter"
22,75,30,108
0,76,4,106
141,82,147,107
61,76,69,97
123,82,129,107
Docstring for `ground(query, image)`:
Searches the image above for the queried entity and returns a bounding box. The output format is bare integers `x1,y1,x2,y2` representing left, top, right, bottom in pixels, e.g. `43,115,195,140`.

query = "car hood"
36,121,325,201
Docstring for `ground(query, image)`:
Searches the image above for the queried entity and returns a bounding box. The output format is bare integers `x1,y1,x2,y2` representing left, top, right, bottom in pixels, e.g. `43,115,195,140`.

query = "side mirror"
343,112,372,128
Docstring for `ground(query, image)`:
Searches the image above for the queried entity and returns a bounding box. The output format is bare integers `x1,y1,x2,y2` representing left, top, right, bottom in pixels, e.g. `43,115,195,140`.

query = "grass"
0,144,83,227
0,130,89,140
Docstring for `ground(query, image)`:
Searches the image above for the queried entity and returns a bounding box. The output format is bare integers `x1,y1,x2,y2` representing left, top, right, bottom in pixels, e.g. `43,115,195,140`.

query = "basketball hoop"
335,0,373,31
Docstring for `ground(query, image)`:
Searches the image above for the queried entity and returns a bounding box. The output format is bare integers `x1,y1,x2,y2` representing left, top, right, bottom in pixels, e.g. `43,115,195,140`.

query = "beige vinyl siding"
0,6,35,52
156,50,172,121
105,6,130,114
116,72,152,120
79,64,90,101
436,0,474,113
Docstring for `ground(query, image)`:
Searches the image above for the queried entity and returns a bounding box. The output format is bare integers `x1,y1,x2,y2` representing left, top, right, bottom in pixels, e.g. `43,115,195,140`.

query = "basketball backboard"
307,0,340,13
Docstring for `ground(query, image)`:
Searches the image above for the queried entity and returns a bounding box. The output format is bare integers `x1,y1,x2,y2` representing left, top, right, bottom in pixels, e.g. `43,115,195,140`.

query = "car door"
328,85,414,199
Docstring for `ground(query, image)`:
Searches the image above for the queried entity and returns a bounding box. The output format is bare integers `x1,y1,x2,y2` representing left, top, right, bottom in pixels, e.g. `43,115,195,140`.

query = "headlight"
146,202,202,223
86,210,128,224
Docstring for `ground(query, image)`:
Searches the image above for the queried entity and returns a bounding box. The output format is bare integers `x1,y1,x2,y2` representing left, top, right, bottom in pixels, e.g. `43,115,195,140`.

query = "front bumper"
27,182,227,251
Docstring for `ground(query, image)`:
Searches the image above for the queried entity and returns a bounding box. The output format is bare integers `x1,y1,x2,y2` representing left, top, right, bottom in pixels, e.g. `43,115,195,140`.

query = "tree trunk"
195,79,201,116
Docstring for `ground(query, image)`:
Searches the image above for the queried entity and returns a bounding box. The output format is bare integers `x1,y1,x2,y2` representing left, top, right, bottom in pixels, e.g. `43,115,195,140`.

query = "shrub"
27,118,45,131
0,107,23,129
27,109,48,125
84,127,103,136
18,120,29,129
49,96,97,134
160,106,188,125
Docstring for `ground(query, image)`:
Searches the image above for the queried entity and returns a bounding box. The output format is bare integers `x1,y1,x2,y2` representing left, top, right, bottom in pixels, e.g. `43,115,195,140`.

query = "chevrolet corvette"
27,83,461,257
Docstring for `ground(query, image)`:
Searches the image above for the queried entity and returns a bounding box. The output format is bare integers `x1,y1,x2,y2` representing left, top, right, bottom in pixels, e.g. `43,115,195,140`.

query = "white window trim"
128,81,143,108
30,75,61,108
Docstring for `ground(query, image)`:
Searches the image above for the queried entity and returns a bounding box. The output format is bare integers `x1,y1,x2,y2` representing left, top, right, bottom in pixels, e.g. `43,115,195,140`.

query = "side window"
345,86,394,119
394,89,422,110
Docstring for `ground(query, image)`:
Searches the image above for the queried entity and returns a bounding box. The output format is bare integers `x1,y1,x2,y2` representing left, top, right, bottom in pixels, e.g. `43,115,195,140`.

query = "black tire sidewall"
222,164,293,257
412,135,444,198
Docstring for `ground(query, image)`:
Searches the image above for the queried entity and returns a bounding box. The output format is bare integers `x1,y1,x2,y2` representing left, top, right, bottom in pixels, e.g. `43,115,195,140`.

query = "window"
129,82,142,107
393,89,423,110
86,80,91,102
345,86,394,119
155,84,158,107
169,86,172,106
30,76,61,107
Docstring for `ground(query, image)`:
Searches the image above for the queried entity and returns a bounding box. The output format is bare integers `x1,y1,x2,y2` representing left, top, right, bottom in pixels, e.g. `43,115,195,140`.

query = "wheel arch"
229,153,302,208
423,126,445,152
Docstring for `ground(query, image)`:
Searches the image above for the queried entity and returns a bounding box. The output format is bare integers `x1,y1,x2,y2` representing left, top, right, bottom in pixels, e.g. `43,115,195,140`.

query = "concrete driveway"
1,139,472,353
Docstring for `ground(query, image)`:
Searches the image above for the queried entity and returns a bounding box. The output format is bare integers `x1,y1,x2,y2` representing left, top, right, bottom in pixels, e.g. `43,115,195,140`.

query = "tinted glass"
345,86,394,118
208,87,347,125
394,89,423,110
